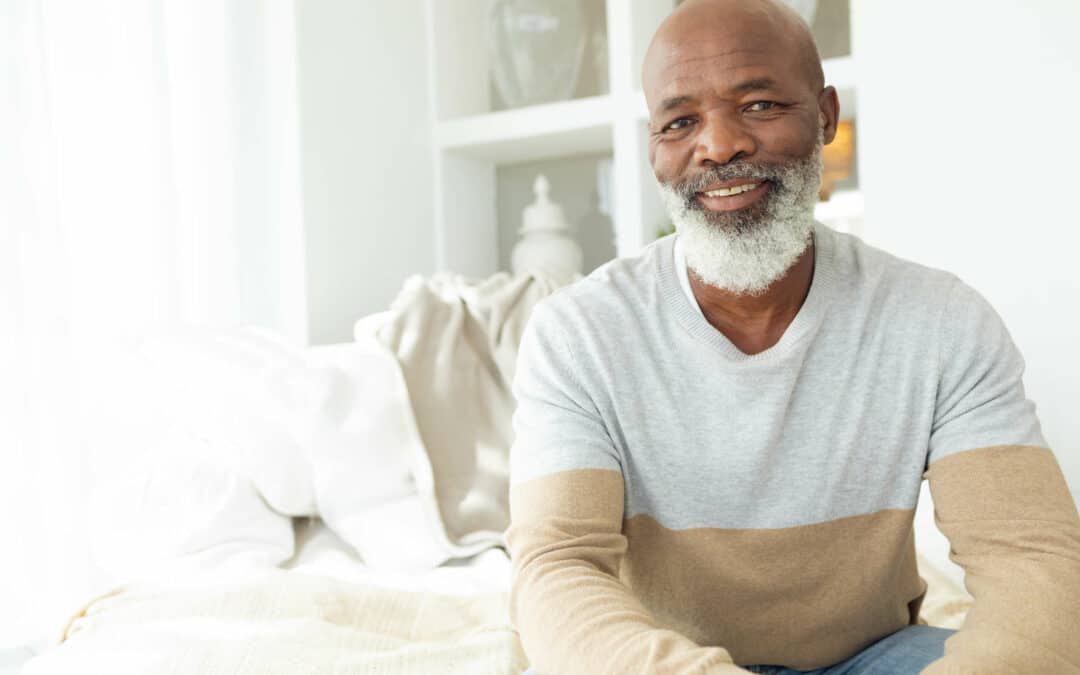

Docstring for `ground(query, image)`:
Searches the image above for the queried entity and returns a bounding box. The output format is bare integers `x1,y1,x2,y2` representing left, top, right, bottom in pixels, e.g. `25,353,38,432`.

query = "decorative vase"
511,175,583,284
489,0,587,108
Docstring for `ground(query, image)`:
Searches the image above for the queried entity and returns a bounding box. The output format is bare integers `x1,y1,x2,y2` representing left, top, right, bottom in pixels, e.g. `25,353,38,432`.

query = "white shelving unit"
424,0,860,278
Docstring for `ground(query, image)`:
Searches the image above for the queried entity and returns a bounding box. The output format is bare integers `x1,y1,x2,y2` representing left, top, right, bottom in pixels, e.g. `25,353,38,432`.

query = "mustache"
666,161,791,200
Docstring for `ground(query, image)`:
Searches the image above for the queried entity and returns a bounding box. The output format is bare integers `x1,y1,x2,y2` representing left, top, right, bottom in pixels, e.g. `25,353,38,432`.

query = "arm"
920,281,1080,674
506,302,744,675
923,446,1080,673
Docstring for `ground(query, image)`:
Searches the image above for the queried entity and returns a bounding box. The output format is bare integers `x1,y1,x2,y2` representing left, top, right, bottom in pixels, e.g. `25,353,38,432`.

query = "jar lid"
521,174,571,234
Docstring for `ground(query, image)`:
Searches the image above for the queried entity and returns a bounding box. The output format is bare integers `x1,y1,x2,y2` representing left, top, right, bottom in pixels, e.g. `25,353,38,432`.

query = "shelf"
434,95,615,164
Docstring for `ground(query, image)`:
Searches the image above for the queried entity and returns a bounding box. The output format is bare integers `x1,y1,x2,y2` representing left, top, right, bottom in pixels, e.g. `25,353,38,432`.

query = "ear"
817,86,841,144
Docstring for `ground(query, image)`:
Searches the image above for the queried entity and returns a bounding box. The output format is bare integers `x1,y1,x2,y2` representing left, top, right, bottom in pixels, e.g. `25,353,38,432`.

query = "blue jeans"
522,625,954,675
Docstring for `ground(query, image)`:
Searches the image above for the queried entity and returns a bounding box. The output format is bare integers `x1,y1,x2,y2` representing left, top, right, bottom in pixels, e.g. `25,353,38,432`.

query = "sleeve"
505,301,745,675
921,279,1080,674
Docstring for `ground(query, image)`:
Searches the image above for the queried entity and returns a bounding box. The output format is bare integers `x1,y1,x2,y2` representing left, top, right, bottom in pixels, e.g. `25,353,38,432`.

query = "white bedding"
32,300,543,674
23,519,525,675
86,322,452,590
283,517,514,597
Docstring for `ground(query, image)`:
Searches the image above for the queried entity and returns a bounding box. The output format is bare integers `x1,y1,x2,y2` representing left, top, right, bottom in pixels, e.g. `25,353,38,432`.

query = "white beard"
658,136,824,296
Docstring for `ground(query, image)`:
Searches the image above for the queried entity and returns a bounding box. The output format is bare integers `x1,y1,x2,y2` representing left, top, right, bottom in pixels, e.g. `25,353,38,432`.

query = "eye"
661,117,695,133
745,101,780,112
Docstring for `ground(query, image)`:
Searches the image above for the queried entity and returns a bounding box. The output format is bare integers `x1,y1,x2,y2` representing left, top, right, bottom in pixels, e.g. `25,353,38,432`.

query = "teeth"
703,182,761,197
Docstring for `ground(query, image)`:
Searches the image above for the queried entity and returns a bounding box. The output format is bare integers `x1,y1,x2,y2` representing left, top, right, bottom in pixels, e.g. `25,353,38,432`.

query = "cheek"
759,117,820,160
650,140,692,184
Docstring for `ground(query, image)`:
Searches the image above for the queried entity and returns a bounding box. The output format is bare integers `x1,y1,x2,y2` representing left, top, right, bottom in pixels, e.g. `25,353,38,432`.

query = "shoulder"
826,226,959,302
822,227,975,342
527,235,671,340
825,226,1016,357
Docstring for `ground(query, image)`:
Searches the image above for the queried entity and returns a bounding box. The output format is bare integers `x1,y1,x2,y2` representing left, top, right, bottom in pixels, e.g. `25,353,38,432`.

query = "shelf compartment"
435,95,615,164
496,153,616,275
429,0,611,120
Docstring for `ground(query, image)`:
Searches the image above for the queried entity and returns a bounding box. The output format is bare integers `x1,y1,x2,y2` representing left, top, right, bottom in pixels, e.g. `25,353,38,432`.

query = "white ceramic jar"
511,175,583,284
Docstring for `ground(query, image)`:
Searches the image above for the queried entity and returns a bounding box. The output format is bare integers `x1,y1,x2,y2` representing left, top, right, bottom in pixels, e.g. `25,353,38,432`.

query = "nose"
693,112,757,167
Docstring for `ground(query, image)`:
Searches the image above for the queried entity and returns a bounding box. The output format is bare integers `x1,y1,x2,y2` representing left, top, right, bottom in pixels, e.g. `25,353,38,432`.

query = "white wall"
853,0,1080,499
294,0,434,344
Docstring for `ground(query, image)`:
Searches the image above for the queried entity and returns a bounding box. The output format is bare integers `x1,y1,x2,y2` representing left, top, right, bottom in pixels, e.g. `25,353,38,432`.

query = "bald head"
643,0,825,107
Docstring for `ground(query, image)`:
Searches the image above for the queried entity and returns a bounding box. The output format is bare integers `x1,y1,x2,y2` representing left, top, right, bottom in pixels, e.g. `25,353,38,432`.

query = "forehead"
644,21,810,110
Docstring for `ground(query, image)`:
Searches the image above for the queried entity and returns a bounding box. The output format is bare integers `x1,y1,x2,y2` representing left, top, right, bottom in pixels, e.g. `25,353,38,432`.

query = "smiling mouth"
699,181,764,198
693,179,772,213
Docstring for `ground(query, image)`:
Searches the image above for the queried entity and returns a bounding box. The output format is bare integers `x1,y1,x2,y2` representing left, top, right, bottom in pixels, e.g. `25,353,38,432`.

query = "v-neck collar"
662,223,839,366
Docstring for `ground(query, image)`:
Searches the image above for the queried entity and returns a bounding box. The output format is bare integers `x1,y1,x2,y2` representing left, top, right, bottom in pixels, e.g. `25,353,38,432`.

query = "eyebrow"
656,95,695,114
654,78,781,116
731,77,779,94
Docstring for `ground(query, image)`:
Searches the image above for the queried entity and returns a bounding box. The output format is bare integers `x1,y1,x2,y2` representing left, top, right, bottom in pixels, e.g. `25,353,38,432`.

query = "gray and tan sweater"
506,224,1080,674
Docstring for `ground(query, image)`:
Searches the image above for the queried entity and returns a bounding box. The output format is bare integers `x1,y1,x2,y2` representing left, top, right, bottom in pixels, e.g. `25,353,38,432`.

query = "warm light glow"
821,119,855,200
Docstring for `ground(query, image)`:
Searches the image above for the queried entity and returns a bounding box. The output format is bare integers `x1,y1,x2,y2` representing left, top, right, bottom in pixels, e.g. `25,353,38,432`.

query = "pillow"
89,436,295,581
301,315,449,571
88,327,317,582
103,327,318,516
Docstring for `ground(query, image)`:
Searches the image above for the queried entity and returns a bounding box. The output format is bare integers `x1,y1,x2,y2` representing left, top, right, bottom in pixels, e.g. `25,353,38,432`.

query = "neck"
687,240,816,355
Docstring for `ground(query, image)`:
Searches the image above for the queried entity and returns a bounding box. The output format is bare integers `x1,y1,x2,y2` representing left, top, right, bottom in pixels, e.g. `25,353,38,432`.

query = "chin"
698,204,773,235
677,209,815,296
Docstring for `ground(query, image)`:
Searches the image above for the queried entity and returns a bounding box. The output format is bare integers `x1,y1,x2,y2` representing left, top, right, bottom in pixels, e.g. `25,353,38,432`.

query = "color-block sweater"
505,224,1080,674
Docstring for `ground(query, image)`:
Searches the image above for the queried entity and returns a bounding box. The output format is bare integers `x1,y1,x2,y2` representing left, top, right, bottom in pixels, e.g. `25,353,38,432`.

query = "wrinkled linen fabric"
372,272,563,559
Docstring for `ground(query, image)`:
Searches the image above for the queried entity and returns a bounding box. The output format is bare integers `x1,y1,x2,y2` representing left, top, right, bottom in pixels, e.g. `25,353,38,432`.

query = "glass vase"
489,0,587,108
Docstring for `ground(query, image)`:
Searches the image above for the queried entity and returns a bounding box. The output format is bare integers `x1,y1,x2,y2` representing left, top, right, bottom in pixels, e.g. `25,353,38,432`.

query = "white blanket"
48,272,557,673
87,271,559,583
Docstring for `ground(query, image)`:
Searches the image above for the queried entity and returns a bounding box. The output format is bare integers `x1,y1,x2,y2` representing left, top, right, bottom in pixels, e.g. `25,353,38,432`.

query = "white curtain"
0,0,306,644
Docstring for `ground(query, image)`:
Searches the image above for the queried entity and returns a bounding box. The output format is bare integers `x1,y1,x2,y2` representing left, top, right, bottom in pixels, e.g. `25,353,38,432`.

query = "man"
506,0,1080,673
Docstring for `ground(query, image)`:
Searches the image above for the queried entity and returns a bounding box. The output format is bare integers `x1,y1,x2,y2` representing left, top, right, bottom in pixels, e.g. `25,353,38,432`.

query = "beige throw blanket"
25,569,527,675
374,271,561,556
